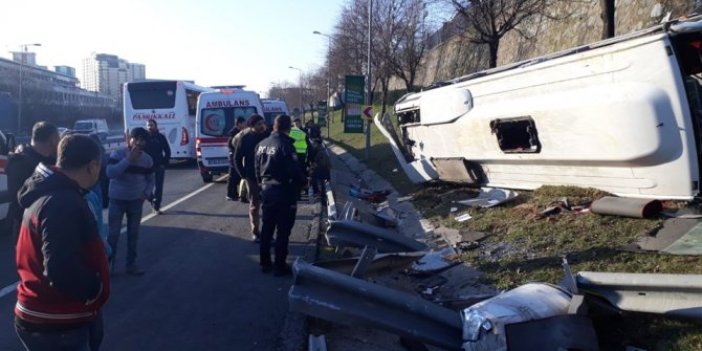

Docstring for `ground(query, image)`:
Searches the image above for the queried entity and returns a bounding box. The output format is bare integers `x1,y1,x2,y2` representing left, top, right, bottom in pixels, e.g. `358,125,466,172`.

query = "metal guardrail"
289,260,463,350
576,271,702,318
326,220,428,253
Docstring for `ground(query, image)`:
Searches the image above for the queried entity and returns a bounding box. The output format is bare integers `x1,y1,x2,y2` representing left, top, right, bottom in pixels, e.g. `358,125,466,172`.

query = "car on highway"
73,119,109,142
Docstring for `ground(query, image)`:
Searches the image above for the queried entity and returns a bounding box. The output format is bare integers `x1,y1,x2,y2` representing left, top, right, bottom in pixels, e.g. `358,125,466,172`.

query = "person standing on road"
234,115,268,242
6,121,60,240
226,117,247,201
144,119,171,214
255,115,305,276
106,127,154,276
290,118,308,198
14,134,110,351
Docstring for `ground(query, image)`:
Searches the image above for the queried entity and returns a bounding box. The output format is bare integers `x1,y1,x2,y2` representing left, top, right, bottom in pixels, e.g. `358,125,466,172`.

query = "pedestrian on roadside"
226,116,247,201
144,119,171,214
255,114,305,276
305,119,322,142
14,134,110,351
290,117,309,198
234,114,268,242
106,127,154,276
6,121,60,240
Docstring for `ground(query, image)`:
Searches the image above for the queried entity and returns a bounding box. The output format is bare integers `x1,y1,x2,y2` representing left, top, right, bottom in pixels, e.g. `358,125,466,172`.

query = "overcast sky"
0,0,345,96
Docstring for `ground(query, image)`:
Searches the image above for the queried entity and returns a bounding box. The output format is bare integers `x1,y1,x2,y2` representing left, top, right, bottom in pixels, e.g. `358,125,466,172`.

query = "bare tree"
600,0,615,39
388,0,429,92
449,0,563,68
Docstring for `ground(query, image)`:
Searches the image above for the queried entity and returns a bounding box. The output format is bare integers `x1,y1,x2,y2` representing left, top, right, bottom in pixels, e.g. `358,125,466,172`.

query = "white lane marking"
0,174,228,299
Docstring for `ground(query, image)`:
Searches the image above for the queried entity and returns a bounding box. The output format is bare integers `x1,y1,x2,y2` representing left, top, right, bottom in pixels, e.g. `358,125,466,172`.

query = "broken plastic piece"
457,188,519,208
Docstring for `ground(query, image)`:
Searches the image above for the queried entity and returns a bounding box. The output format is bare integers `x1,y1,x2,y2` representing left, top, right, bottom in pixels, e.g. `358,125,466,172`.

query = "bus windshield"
200,107,257,136
128,81,177,109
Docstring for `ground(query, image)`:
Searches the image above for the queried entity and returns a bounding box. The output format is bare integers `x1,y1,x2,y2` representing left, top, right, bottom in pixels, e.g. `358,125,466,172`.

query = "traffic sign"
363,106,373,119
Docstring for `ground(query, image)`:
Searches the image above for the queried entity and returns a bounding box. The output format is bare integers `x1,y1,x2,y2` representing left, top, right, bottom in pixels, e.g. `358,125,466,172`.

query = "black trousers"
259,196,297,268
226,166,241,198
153,166,165,210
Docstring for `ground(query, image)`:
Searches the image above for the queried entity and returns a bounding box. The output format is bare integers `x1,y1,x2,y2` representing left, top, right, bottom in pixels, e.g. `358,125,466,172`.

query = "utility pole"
313,30,333,138
365,0,373,160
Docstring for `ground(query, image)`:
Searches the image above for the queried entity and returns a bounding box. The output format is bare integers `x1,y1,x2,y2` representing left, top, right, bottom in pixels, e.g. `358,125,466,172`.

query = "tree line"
268,0,695,114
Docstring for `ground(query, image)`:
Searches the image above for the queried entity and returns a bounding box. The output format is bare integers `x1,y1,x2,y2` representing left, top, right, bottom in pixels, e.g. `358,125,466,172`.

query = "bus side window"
186,89,200,116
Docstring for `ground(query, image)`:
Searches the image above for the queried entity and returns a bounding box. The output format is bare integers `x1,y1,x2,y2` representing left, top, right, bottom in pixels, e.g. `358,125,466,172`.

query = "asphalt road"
0,162,316,350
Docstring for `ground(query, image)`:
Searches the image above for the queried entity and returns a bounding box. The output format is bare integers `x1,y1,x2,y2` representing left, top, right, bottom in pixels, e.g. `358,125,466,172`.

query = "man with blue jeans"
144,119,170,214
107,127,154,276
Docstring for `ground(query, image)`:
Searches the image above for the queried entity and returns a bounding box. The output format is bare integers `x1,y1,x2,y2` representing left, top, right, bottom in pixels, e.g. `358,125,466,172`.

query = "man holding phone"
106,127,154,276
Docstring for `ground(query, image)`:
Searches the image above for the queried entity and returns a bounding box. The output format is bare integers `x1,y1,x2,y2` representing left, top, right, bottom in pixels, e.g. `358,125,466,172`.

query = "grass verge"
326,111,702,350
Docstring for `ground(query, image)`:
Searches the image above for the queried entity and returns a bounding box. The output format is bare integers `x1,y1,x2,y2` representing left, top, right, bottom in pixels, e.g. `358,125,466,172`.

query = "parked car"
0,129,16,228
73,119,109,142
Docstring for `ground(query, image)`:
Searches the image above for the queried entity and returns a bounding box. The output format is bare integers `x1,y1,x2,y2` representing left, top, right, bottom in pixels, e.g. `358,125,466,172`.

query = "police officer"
255,115,305,276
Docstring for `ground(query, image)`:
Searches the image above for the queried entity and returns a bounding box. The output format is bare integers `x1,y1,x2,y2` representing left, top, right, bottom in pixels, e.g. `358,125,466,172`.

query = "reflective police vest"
290,127,308,155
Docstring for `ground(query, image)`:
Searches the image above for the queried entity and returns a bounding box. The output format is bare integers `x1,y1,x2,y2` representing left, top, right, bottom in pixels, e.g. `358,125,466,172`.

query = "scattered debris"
455,213,472,222
411,246,461,274
455,188,519,208
450,207,458,213
348,184,392,204
591,196,662,218
397,195,414,203
456,241,480,252
309,334,328,351
461,283,572,351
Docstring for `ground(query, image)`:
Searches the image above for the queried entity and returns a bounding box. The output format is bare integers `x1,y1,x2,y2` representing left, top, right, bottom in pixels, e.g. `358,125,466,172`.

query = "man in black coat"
6,121,60,239
255,115,305,276
226,117,247,200
144,119,171,214
234,115,268,241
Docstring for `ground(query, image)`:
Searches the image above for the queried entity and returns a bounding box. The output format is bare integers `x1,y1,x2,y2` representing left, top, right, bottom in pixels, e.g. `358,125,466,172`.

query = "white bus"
123,80,214,161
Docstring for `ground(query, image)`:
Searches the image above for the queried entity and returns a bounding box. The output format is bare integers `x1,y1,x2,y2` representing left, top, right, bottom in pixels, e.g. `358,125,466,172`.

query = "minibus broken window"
490,117,541,153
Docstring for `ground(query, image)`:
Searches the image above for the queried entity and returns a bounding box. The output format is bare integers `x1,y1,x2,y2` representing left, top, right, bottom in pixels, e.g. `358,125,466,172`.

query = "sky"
0,0,346,97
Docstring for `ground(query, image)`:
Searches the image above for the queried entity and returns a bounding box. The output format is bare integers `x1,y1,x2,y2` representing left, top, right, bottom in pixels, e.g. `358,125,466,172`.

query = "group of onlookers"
7,119,170,350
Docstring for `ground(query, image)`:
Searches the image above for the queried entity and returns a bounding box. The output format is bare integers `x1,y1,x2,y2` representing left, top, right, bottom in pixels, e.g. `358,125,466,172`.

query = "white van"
195,88,264,182
261,99,290,126
73,119,109,141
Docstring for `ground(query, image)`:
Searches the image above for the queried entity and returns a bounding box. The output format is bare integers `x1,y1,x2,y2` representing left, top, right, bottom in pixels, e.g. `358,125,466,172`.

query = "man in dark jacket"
255,115,305,276
234,115,268,241
6,121,60,240
144,119,171,214
226,117,247,200
15,134,110,350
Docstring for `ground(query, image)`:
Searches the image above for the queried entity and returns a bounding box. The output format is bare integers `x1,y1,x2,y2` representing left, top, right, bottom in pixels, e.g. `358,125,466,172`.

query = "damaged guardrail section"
288,260,464,350
576,272,702,318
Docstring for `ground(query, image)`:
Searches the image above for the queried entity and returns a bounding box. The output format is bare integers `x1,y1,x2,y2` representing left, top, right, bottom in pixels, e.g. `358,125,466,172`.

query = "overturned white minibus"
377,16,702,200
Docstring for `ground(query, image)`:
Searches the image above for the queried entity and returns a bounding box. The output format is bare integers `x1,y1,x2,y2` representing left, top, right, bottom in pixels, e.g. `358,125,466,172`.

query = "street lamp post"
17,43,41,134
313,30,332,138
288,66,303,123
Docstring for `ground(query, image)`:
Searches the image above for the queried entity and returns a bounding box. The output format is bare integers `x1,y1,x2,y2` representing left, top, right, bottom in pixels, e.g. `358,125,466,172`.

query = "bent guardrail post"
289,260,463,350
349,246,378,278
325,220,428,253
576,272,702,318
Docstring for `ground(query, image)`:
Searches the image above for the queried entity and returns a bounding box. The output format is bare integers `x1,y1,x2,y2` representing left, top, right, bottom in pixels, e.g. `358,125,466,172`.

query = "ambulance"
195,88,264,183
261,99,290,126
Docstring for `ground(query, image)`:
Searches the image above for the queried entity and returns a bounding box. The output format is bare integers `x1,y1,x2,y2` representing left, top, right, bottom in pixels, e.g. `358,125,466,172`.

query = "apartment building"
82,53,146,99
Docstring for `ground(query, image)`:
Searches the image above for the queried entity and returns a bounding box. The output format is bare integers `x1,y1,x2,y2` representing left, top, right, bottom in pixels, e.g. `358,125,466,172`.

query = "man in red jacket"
14,134,110,351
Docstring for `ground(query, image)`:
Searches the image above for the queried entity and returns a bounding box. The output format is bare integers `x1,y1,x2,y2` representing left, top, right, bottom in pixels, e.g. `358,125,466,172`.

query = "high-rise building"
82,53,146,99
